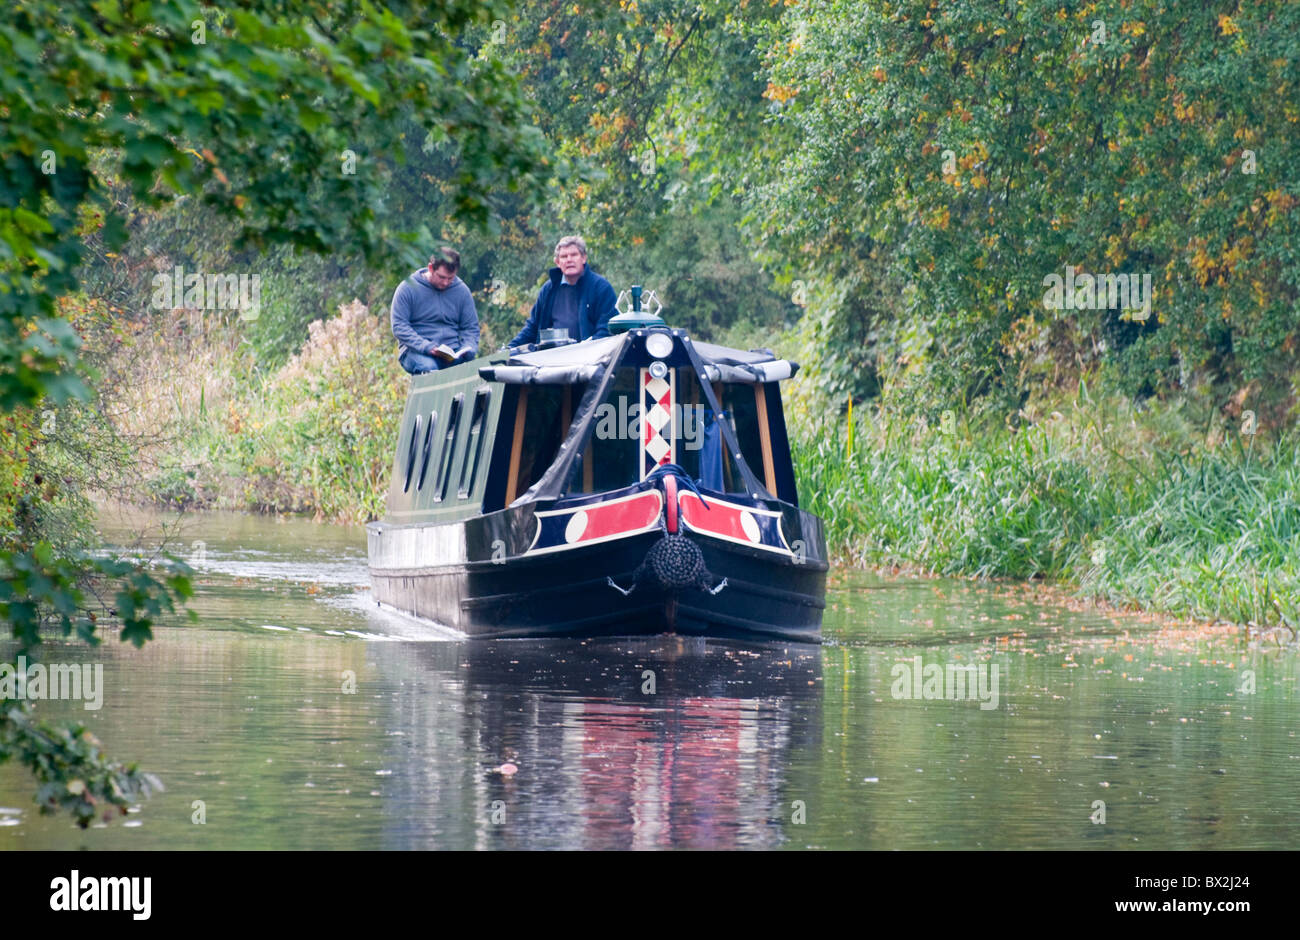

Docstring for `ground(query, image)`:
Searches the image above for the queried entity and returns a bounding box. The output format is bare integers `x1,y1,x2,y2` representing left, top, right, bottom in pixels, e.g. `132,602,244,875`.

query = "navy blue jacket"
510,264,617,347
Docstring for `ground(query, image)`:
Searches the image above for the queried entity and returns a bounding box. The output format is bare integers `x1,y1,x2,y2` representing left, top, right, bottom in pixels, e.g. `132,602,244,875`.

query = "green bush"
795,393,1300,630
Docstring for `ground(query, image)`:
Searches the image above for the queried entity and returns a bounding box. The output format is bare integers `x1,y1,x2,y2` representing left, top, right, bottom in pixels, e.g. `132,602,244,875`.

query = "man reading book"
391,247,480,374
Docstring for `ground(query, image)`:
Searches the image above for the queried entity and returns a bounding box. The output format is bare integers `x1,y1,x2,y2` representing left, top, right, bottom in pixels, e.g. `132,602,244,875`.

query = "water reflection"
375,638,823,849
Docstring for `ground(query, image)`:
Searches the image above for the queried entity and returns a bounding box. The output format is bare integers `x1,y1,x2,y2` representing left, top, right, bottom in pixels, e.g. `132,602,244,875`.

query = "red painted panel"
575,491,662,542
678,492,749,542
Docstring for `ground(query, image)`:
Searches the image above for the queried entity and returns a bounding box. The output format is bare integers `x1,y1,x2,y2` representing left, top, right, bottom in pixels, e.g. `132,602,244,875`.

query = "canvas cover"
479,332,780,504
478,335,798,385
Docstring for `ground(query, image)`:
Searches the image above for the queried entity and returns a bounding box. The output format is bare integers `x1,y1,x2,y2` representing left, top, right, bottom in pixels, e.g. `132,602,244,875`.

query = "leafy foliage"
211,300,405,521
1,0,553,824
0,707,165,829
0,543,191,828
745,0,1300,419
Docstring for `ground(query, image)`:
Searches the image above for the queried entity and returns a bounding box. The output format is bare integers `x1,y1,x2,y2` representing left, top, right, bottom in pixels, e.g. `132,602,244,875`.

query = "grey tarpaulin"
483,334,798,386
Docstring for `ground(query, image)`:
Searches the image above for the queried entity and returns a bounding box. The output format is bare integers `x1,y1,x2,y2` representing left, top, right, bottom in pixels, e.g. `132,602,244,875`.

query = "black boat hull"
367,503,826,642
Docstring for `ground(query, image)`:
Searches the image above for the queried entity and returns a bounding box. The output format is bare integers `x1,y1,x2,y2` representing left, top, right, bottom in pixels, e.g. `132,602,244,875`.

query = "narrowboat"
365,294,827,641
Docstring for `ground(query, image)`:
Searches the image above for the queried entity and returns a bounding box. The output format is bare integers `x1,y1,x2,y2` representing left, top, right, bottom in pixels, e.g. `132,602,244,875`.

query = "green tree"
741,0,1300,420
1,0,551,825
480,0,796,331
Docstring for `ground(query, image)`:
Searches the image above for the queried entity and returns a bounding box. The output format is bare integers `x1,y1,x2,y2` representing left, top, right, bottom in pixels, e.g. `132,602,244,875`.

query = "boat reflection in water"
375,636,823,850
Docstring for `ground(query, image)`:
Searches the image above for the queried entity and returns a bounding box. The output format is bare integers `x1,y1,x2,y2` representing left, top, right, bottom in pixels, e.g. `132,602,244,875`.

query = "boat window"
457,387,491,498
584,367,641,492
508,384,567,499
402,414,422,493
721,382,766,487
416,410,438,491
434,393,464,502
675,370,750,494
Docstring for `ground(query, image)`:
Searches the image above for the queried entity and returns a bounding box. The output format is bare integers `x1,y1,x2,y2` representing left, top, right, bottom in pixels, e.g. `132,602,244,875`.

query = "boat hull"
367,504,826,642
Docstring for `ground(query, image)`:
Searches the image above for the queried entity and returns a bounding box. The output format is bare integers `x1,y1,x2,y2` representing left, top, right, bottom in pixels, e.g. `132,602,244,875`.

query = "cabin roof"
479,331,798,386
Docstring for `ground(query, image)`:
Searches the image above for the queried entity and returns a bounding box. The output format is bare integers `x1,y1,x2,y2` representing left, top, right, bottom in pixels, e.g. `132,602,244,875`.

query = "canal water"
1,505,1296,849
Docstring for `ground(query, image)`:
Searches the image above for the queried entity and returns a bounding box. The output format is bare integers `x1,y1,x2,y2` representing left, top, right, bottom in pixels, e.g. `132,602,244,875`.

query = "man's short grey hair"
555,235,588,257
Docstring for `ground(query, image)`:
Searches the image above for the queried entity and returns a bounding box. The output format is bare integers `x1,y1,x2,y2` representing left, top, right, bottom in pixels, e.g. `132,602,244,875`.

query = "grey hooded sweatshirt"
390,270,480,357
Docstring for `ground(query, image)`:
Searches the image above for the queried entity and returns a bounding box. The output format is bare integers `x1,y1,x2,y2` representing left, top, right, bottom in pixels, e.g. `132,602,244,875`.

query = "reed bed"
793,401,1300,631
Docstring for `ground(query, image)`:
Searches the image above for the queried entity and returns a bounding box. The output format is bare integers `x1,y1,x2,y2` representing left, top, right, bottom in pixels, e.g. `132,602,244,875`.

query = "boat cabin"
381,330,800,523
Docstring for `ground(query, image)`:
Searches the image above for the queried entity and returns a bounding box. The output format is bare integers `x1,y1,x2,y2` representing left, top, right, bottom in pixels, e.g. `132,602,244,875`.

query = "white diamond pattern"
644,435,670,464
646,404,671,431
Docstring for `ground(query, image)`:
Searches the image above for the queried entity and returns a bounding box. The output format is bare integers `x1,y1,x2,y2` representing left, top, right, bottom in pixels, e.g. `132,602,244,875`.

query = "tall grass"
794,400,1300,631
114,300,406,523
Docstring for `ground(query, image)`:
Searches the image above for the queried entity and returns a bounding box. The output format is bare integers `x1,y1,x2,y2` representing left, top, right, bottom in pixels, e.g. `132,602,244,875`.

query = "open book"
431,343,475,361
